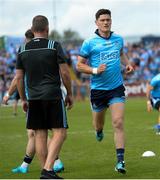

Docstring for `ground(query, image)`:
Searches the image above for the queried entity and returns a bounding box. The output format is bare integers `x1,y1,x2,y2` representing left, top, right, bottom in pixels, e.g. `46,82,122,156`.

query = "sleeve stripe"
48,40,55,49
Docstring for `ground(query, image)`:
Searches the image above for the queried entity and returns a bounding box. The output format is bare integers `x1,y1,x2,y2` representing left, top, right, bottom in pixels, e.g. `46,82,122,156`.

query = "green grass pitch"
0,98,160,179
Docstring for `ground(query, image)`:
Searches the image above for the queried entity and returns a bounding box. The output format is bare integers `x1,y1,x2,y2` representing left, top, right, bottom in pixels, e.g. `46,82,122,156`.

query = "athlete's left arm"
120,50,134,74
59,63,73,110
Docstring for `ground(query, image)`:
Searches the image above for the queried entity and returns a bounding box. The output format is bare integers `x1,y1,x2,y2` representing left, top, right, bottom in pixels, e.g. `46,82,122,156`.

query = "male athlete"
77,9,134,174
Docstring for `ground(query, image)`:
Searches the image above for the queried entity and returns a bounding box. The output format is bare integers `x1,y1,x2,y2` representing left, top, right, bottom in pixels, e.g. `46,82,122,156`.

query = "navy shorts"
90,85,125,112
26,99,68,130
150,97,160,111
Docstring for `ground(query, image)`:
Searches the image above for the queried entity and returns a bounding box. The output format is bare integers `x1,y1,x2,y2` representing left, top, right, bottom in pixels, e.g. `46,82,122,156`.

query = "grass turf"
0,98,160,179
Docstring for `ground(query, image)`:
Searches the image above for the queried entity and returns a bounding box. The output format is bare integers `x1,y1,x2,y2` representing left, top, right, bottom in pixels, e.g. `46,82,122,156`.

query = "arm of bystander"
2,77,17,105
15,69,28,112
59,63,73,110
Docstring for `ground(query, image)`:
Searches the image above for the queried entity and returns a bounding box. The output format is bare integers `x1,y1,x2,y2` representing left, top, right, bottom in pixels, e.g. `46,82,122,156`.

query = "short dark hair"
31,15,49,32
95,9,111,20
25,29,34,39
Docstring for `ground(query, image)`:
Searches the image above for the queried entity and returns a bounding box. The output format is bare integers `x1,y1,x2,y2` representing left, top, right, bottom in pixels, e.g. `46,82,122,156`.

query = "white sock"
54,159,61,165
21,162,29,168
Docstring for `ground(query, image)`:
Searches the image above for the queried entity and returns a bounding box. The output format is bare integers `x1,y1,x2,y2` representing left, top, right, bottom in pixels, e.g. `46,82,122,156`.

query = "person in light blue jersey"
146,73,160,135
77,9,134,174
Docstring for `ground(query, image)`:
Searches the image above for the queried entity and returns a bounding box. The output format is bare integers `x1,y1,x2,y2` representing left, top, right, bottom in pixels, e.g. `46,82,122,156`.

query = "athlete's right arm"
2,77,17,104
77,56,106,74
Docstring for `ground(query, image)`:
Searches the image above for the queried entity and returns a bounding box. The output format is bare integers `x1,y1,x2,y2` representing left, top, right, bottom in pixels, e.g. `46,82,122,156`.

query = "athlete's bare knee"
54,128,67,141
61,129,67,140
112,117,123,130
27,130,35,139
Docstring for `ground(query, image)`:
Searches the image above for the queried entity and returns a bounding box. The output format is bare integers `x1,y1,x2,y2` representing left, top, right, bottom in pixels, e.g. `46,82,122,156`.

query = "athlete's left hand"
125,64,134,74
22,100,28,113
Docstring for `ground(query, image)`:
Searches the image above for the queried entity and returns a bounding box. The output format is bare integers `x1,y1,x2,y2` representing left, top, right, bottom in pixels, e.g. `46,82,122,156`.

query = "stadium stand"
0,37,160,102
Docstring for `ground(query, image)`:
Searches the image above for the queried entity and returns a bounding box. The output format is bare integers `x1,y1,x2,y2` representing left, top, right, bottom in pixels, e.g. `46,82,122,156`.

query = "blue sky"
0,0,160,38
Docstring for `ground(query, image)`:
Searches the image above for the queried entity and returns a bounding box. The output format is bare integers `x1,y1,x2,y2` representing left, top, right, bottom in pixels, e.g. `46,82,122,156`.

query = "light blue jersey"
150,73,160,98
79,31,124,90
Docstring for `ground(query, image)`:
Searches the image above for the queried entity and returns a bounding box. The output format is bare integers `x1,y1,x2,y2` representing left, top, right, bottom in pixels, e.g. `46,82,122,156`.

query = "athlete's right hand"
22,100,28,113
97,64,106,74
65,95,73,110
2,95,9,105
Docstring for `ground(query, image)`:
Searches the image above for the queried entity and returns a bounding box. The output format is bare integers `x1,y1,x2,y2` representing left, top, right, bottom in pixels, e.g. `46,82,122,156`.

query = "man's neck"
98,30,111,38
34,32,48,38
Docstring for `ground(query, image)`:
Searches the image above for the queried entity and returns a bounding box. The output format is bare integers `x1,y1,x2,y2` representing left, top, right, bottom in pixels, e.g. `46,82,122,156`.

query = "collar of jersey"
95,29,113,40
33,37,48,40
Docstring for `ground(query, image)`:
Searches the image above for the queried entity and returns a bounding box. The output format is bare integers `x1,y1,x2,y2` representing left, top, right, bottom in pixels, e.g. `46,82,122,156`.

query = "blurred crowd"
124,42,160,83
0,41,160,103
